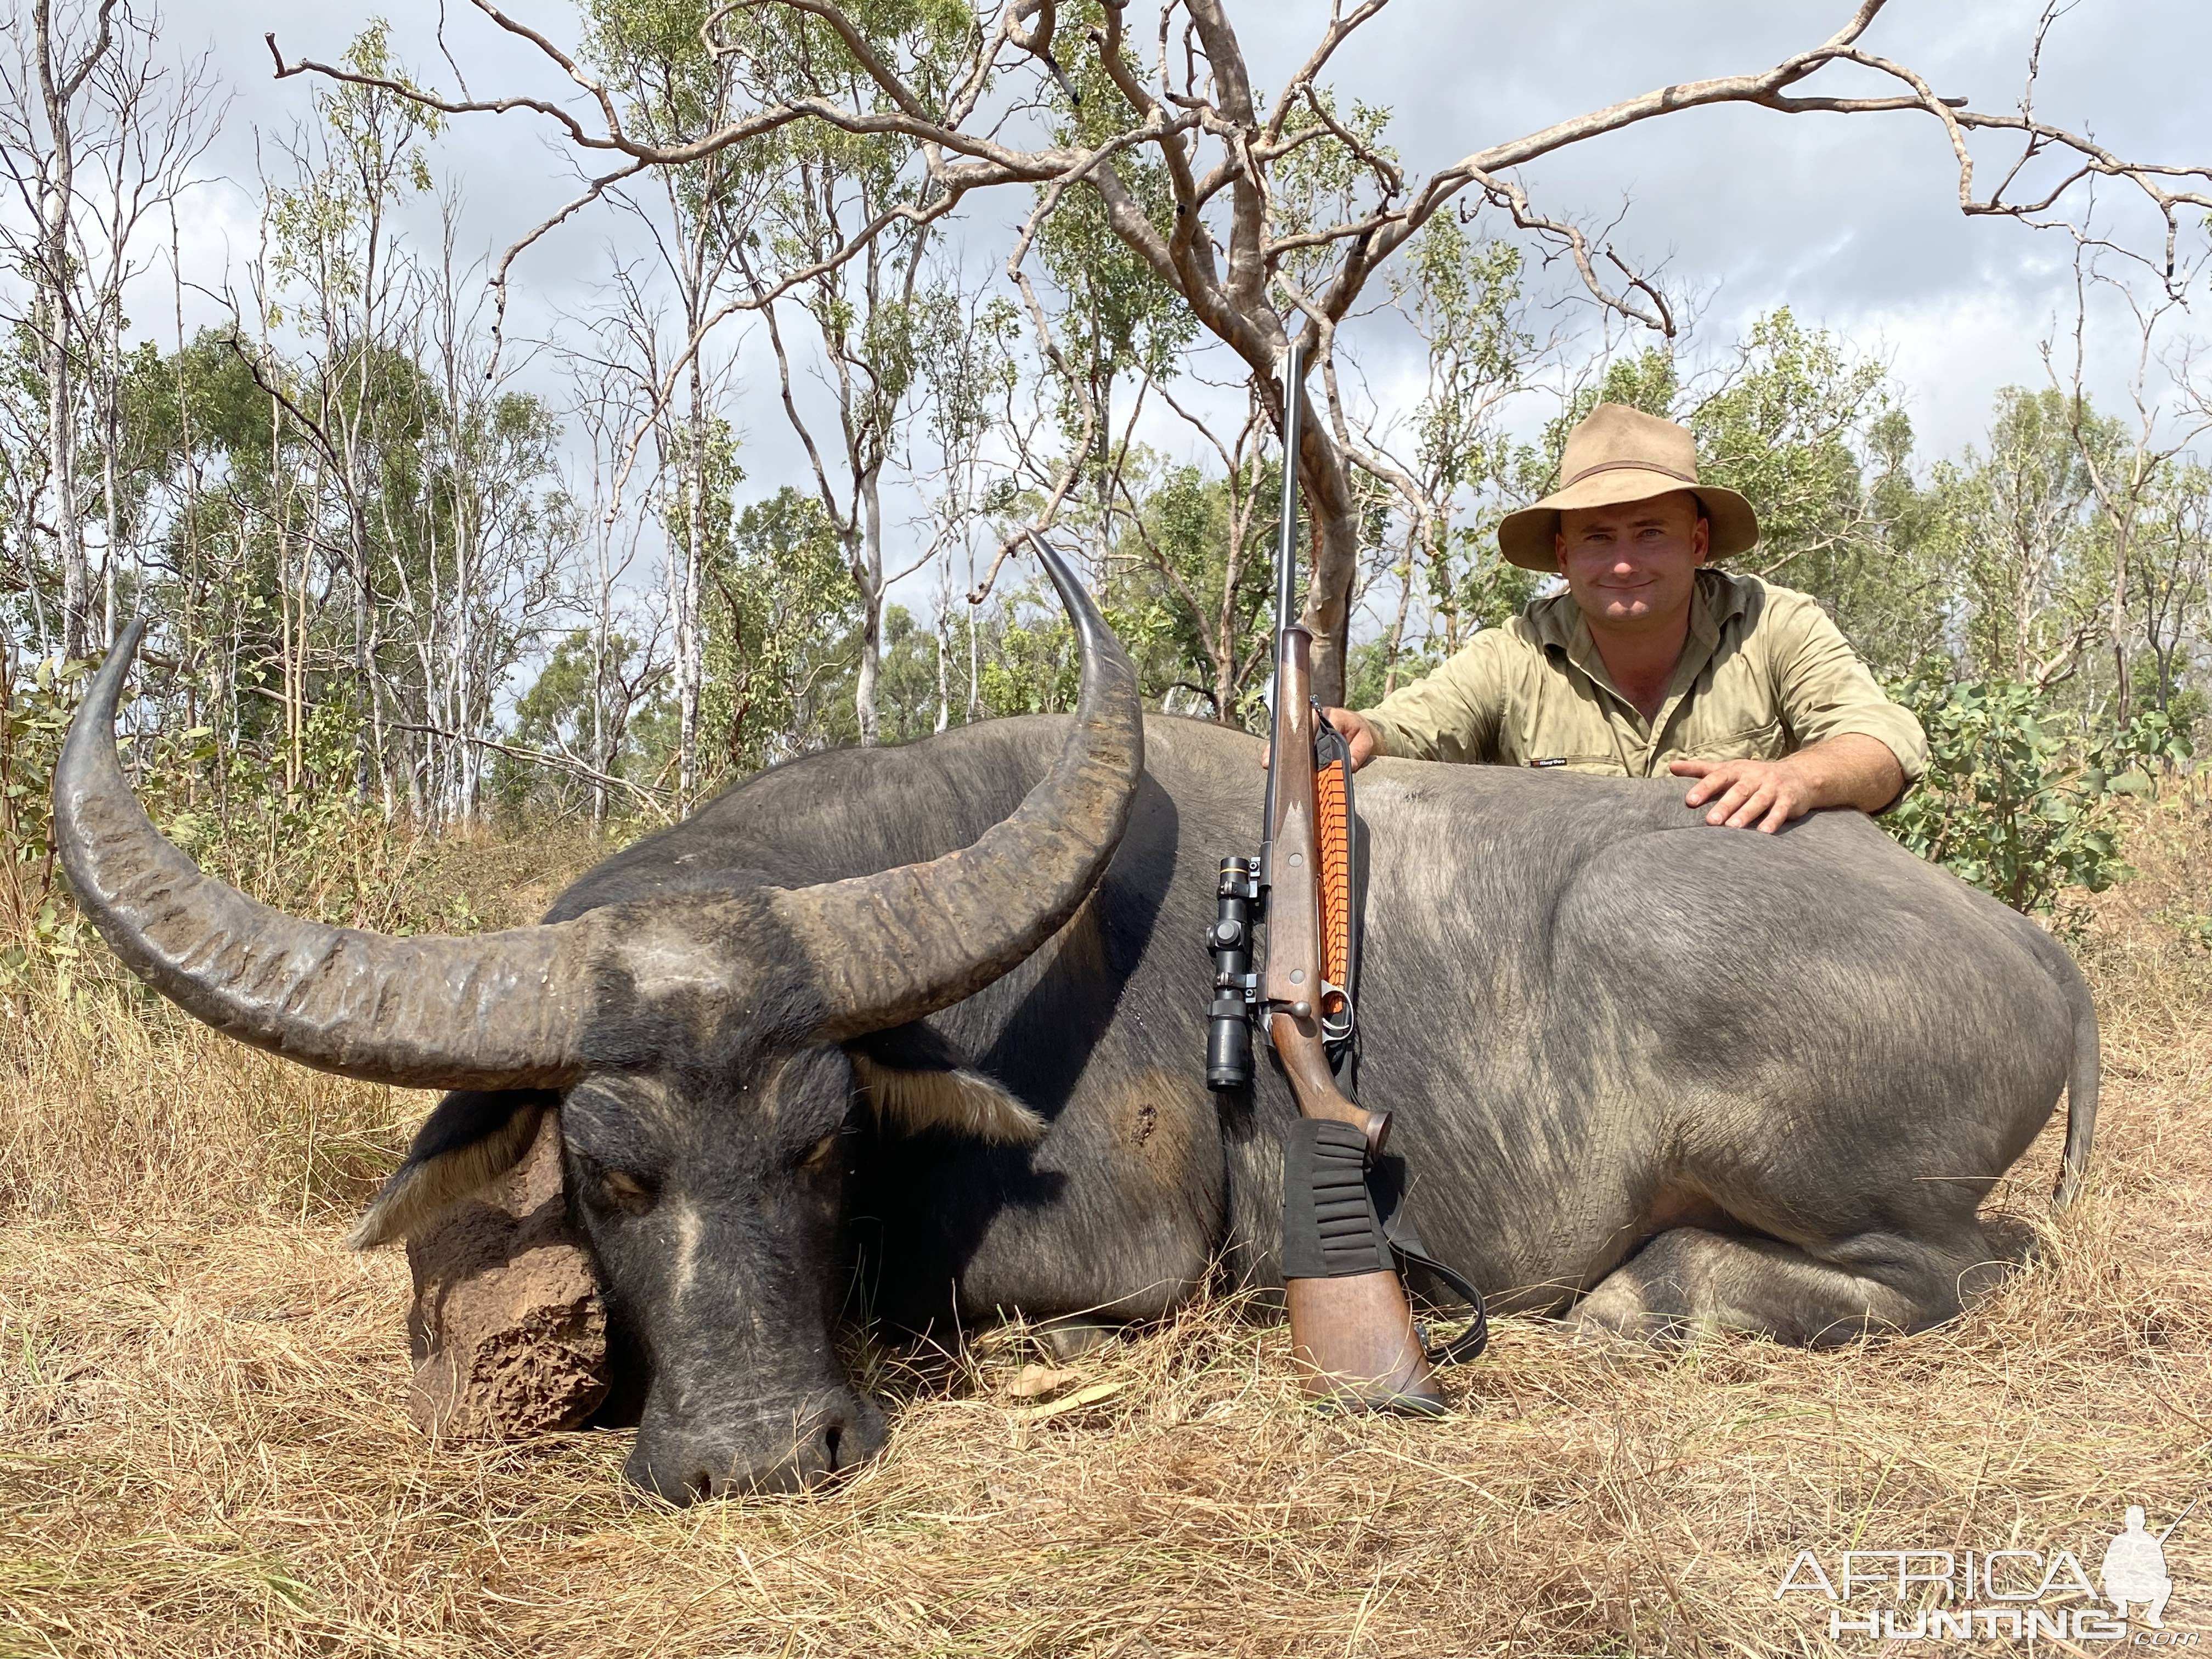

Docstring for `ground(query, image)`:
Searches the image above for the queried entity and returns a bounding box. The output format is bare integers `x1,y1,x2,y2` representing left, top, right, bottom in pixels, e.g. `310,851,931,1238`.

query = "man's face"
1555,492,1709,634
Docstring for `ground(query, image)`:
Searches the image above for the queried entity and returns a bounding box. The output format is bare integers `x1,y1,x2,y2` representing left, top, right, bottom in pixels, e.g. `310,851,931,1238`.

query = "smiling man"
1328,403,1926,832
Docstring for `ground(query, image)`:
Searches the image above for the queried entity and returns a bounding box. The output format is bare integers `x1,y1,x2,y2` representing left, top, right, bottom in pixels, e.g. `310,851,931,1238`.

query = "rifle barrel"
2157,1494,2200,1543
1274,342,1304,638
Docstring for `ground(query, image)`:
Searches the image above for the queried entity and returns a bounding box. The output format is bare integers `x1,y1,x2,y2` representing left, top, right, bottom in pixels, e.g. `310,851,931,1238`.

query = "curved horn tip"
1024,530,1082,605
78,617,148,724
59,624,150,778
1023,532,1131,690
56,619,149,833
792,526,1143,1036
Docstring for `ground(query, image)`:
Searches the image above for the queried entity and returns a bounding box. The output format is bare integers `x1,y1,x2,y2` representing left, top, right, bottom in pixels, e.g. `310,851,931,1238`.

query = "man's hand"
1258,707,1381,770
1669,733,1905,832
1669,756,1815,833
1322,708,1379,769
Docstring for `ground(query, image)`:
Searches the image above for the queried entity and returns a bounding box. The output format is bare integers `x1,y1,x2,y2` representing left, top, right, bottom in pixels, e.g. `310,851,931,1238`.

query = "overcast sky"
110,0,2212,607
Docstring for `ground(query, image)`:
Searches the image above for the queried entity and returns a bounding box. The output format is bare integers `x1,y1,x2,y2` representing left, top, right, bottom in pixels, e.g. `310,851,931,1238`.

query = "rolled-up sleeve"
1768,590,1928,786
1358,628,1514,763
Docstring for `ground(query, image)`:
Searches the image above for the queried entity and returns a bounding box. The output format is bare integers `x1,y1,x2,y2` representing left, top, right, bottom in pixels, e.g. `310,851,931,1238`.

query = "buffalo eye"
595,1167,658,1216
798,1130,842,1172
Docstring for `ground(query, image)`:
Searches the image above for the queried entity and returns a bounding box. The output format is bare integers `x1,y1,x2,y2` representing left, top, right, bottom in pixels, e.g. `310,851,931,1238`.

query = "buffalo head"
54,541,1142,1500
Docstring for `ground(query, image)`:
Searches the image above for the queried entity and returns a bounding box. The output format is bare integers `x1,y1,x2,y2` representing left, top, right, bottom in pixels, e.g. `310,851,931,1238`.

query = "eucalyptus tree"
2045,246,2212,726
1104,398,1274,725
584,0,764,797
1683,311,1953,676
908,273,1020,728
0,0,114,661
0,0,214,659
134,328,290,792
717,3,981,747
0,322,56,654
2133,464,2212,722
385,210,574,826
1936,386,2113,693
1024,40,1196,570
253,22,442,808
738,153,933,749
704,484,856,770
1351,212,1534,686
562,349,672,826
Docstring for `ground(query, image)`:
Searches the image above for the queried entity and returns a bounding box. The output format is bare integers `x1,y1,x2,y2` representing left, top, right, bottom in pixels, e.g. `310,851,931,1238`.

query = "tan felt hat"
1498,402,1759,572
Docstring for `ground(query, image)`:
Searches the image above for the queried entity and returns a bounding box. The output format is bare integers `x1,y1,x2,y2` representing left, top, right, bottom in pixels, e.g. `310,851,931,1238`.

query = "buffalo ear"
349,1089,560,1249
847,1024,1045,1144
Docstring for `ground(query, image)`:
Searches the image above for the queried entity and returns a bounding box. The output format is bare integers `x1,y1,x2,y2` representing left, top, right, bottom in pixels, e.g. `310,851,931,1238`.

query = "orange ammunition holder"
1314,753,1352,1017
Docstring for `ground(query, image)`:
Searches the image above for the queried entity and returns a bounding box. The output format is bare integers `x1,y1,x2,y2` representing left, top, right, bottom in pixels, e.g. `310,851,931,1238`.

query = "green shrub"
1,654,101,994
1885,670,2191,922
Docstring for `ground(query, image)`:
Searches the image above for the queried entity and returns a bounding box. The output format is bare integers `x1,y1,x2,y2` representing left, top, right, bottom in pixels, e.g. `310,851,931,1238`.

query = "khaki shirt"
1358,571,1928,786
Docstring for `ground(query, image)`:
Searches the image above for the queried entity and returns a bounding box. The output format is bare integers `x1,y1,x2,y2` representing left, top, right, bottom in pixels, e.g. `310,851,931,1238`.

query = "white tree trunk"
677,373,707,801
33,31,87,659
855,462,884,746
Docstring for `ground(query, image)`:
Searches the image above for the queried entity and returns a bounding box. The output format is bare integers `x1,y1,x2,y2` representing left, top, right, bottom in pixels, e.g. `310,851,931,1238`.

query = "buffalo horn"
780,536,1145,1037
52,620,592,1091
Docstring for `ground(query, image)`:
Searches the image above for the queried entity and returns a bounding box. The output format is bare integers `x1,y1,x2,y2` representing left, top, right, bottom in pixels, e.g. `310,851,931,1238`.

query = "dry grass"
4,806,2212,1657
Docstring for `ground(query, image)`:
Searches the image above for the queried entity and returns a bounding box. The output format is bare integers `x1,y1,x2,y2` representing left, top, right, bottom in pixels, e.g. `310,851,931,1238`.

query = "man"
1329,403,1926,833
2099,1505,2174,1628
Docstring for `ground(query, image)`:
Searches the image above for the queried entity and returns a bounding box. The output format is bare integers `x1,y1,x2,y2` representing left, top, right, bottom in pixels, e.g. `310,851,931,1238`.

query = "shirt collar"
1687,567,1748,652
1532,567,1748,660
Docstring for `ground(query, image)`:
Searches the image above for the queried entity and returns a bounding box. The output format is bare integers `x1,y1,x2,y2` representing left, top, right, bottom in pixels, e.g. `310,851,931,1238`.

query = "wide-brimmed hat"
1498,403,1759,572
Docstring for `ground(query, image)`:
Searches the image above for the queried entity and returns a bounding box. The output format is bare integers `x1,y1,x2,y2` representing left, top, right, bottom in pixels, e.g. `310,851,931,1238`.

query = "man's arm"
1330,628,1517,769
1669,735,1904,833
1668,588,1923,832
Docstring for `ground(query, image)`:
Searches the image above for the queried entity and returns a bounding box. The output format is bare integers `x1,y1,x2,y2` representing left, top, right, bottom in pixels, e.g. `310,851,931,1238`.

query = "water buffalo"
56,548,2095,1501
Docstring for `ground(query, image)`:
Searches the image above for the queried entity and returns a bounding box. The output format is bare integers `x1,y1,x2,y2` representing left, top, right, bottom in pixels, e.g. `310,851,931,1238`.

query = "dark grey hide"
431,715,2094,1496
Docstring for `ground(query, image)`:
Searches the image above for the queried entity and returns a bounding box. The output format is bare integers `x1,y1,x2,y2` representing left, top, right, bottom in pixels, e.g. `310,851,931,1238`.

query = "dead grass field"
4,804,2210,1657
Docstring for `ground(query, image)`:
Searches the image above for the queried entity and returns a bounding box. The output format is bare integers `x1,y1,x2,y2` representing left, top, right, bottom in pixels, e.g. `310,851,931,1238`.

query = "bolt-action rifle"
1204,341,1487,1410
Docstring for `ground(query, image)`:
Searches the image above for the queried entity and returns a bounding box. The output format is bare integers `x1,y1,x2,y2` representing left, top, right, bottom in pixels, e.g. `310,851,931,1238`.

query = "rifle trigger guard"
1319,983,1355,1045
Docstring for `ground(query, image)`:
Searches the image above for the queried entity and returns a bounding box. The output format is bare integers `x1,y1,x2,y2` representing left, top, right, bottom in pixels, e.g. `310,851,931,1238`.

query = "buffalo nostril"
685,1468,716,1503
822,1423,844,1468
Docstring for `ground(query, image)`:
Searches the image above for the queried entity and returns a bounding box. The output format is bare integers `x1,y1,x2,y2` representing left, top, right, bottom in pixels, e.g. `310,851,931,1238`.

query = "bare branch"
1262,0,1393,148
388,720,672,814
1472,178,1673,337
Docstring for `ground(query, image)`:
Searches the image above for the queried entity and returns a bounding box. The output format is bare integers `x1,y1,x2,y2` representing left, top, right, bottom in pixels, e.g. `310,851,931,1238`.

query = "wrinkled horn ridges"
53,619,590,1091
783,537,1145,1036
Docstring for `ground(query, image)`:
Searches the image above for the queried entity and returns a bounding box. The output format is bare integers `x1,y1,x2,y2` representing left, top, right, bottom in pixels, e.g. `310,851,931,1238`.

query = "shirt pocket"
1677,714,1786,762
1522,753,1630,776
1505,691,1628,775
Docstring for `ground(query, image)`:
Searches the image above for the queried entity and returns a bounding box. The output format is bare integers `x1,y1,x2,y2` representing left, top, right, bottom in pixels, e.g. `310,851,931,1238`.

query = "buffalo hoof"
1565,1306,1709,1348
405,1110,609,1440
1037,1317,1120,1362
625,1395,888,1502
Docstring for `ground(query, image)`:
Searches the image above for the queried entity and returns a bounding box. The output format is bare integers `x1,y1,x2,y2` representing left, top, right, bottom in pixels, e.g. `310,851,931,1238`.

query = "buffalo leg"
1569,1222,2005,1346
